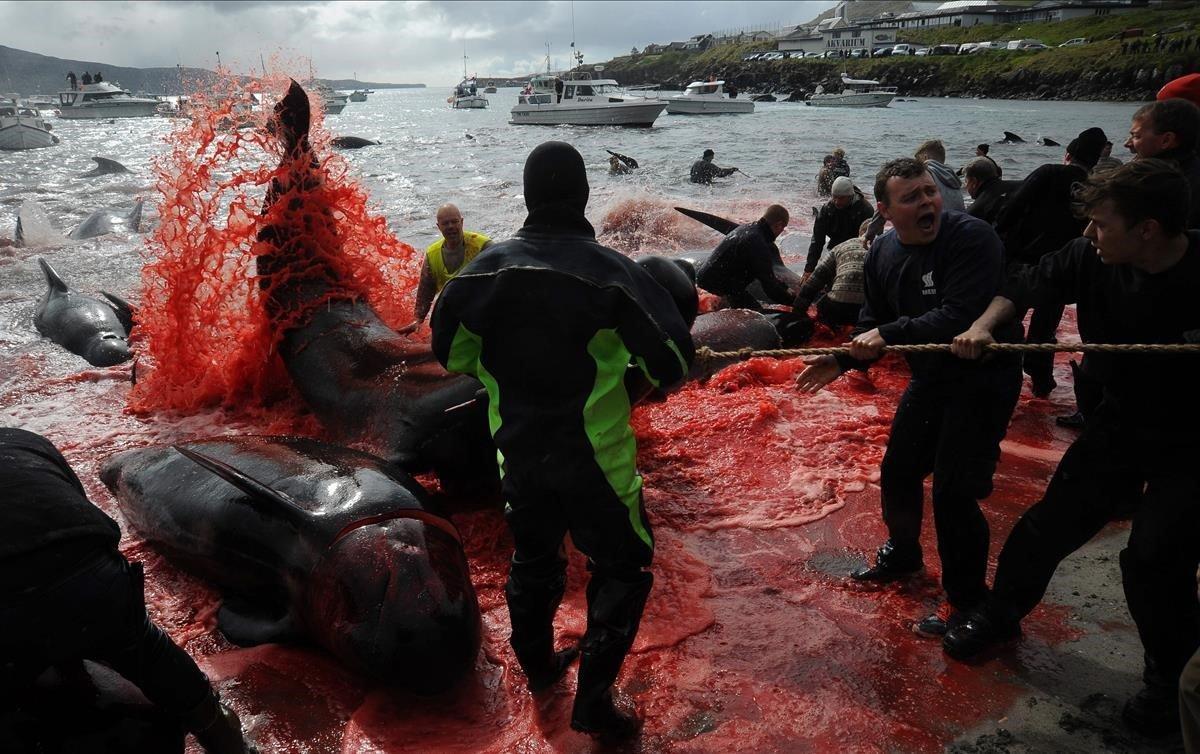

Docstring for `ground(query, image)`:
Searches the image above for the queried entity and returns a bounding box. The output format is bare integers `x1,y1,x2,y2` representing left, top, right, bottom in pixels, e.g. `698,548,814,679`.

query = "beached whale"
79,156,131,177
99,435,482,692
330,136,380,149
33,257,132,366
1001,131,1025,144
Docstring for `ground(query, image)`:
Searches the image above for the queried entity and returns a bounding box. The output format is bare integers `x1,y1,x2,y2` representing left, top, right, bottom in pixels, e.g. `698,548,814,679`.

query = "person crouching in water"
792,218,872,332
431,141,695,742
796,157,1023,638
946,159,1200,738
695,204,798,311
0,428,254,753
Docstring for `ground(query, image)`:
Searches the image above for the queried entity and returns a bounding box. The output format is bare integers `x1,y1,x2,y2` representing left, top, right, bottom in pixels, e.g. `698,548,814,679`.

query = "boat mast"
462,42,469,82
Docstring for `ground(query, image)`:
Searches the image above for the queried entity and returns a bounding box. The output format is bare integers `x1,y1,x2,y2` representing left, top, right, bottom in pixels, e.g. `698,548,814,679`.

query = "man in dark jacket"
696,204,798,310
1125,97,1200,228
995,126,1108,397
797,158,1022,640
805,177,873,276
431,141,694,743
690,148,737,184
946,160,1200,739
964,157,1017,225
0,428,253,753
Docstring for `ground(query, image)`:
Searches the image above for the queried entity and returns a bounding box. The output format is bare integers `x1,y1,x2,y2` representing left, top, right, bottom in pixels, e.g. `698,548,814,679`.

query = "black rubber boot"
850,539,923,583
506,551,568,691
1122,682,1181,738
571,688,643,744
183,691,256,754
943,611,1021,662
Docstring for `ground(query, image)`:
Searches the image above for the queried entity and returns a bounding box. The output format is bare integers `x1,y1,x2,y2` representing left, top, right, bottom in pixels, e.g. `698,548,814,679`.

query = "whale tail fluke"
273,79,312,155
173,445,309,523
38,257,70,294
674,206,739,236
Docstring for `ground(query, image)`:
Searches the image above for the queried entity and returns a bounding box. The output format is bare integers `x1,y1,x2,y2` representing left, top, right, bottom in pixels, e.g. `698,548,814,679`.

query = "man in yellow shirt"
406,204,492,329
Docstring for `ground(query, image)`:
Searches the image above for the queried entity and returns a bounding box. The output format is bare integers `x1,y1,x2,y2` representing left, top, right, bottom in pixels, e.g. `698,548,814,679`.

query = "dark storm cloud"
0,0,836,85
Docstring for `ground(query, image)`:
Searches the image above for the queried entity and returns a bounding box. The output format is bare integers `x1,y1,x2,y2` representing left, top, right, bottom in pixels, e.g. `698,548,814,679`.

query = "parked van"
892,43,916,56
1006,39,1047,50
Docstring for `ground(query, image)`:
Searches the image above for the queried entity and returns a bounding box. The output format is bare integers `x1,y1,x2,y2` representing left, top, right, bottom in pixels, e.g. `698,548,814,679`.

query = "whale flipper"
675,206,739,236
80,156,131,177
101,291,136,333
172,445,308,525
38,257,70,295
217,594,303,645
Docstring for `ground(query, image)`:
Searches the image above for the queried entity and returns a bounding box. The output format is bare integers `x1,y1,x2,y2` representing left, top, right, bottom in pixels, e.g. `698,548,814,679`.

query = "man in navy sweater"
797,158,1022,638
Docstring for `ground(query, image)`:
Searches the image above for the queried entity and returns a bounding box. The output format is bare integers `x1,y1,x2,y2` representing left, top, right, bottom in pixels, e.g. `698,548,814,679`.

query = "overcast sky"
0,0,838,85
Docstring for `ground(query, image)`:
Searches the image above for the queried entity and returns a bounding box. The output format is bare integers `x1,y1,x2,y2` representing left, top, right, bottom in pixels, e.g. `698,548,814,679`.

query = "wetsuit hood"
523,141,589,214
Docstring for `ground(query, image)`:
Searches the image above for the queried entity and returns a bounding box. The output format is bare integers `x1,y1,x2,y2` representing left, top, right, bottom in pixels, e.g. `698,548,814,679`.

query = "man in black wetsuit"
696,204,797,310
0,428,253,753
431,141,694,743
805,177,873,280
946,159,1200,738
797,157,1023,638
963,157,1017,226
690,148,737,184
1125,97,1200,228
996,126,1107,398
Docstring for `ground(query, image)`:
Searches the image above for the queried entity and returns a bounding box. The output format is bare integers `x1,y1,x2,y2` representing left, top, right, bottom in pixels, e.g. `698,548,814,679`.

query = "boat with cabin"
0,100,59,150
484,81,497,94
56,81,159,119
806,74,897,108
451,78,488,109
511,71,665,127
303,81,349,114
666,79,753,115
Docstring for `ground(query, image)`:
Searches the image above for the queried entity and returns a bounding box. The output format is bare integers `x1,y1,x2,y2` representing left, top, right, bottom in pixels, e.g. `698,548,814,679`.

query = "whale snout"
85,334,132,367
305,520,481,691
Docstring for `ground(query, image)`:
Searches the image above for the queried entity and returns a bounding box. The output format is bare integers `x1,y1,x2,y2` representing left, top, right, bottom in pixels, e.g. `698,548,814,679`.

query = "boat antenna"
261,53,267,78
570,0,583,69
545,42,551,74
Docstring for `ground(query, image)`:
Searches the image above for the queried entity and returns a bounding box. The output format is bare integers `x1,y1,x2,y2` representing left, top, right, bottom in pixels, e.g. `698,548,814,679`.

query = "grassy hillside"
601,5,1200,101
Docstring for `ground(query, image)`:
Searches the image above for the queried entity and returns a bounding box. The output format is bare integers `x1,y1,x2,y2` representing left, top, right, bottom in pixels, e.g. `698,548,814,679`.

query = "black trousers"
987,415,1200,687
814,296,861,328
501,456,653,707
0,549,211,715
879,365,1022,610
1022,302,1065,386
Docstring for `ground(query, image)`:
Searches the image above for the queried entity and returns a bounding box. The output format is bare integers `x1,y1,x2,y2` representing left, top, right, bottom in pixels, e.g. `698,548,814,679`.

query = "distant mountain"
0,45,423,95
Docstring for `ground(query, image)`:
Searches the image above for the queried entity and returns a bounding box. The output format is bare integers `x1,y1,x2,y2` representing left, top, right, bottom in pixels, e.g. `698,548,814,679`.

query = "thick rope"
696,342,1200,362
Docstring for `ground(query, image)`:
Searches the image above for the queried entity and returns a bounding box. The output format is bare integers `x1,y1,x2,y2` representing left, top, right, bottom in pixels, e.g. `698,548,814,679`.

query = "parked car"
969,41,1005,53
818,49,844,58
1023,42,1049,50
1006,38,1047,50
872,47,894,57
892,43,916,56
958,42,980,54
849,48,870,59
932,44,959,56
760,51,786,61
914,47,932,56
1059,37,1088,47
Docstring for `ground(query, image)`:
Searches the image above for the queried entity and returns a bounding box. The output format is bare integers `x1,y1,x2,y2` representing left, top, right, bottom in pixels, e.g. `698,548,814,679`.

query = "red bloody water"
82,73,1104,753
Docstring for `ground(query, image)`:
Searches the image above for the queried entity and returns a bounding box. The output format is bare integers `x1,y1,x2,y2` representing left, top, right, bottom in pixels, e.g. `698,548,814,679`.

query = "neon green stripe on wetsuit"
445,322,507,476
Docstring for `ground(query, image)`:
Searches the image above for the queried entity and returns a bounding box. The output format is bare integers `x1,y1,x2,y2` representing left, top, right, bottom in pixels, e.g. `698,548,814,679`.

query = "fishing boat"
303,81,349,114
0,100,59,150
666,80,753,115
56,81,159,119
450,47,488,109
511,65,665,127
806,74,897,108
349,73,369,102
484,81,497,94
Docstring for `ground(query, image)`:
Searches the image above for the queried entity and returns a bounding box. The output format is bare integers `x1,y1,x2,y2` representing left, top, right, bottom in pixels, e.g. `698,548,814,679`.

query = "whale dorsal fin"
1003,131,1024,143
127,199,144,231
101,291,135,332
674,206,739,236
173,445,307,523
38,257,70,294
89,156,130,174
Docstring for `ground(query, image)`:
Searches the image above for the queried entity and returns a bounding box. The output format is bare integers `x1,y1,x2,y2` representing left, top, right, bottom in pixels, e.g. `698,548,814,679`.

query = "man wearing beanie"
1125,97,1200,228
994,126,1107,397
431,141,694,743
805,176,874,276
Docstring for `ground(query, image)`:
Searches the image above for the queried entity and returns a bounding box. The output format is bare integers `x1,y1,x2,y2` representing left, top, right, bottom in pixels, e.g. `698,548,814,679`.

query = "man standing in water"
407,203,491,329
796,157,1022,638
946,160,1200,738
431,141,694,742
696,204,798,310
690,148,738,184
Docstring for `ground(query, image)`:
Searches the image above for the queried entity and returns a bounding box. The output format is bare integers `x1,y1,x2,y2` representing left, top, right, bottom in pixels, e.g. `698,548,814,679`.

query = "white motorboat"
451,79,488,109
0,100,59,150
304,81,349,114
806,74,897,108
349,90,368,102
510,73,666,127
56,81,159,119
666,80,753,115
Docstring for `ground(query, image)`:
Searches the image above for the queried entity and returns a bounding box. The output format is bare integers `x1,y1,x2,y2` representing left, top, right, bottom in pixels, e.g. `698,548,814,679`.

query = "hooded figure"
431,141,694,744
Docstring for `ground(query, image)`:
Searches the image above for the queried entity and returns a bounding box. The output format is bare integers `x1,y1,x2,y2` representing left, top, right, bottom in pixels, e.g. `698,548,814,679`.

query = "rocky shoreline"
607,56,1198,103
